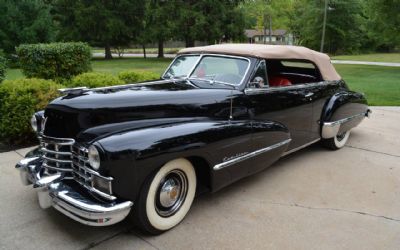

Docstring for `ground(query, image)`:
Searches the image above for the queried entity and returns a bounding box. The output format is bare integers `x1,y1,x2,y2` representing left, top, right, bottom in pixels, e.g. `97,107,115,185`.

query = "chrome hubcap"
155,169,188,217
159,179,181,207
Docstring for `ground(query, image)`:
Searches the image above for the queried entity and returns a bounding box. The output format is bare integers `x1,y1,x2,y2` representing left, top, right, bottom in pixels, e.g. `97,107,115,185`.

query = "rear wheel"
133,158,196,235
322,130,351,150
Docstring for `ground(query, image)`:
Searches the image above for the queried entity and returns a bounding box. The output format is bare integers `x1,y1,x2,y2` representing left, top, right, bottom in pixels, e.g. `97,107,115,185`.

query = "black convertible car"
17,44,370,234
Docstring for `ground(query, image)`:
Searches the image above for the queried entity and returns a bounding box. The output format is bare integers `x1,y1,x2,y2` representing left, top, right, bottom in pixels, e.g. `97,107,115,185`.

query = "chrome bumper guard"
322,110,371,139
16,156,133,226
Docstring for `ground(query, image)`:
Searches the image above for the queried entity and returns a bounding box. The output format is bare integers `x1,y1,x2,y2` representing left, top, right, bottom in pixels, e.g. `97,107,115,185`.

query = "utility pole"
269,14,272,43
263,13,267,44
320,0,328,52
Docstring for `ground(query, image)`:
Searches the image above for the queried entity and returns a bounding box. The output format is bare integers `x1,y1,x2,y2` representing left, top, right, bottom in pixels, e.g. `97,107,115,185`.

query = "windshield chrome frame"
162,54,251,87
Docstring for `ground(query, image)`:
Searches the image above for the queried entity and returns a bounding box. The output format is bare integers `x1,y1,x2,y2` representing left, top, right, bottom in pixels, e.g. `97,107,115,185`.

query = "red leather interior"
269,76,292,87
195,66,206,78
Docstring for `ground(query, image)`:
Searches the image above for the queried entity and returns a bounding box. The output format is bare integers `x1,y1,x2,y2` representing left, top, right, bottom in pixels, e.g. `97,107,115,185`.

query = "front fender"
97,120,255,201
321,90,369,138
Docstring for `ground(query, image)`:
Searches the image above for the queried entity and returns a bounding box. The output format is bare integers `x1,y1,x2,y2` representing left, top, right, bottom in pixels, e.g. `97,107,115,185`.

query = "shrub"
0,79,63,144
118,70,160,83
68,72,124,88
16,42,92,80
0,56,6,83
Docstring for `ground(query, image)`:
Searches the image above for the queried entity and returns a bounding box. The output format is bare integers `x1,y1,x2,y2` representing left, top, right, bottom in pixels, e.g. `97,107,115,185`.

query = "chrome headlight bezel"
88,145,101,170
30,114,38,132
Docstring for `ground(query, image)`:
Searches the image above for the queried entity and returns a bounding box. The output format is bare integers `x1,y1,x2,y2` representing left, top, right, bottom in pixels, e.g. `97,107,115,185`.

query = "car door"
244,59,315,174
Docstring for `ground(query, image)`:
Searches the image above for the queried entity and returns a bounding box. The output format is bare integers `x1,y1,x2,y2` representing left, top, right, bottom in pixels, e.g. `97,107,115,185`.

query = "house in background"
245,29,295,45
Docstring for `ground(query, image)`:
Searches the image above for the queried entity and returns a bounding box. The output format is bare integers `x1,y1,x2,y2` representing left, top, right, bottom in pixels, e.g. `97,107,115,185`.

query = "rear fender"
321,91,369,139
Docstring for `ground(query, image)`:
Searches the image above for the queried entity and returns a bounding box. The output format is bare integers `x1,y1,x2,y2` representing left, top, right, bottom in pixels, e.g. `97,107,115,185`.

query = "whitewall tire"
133,158,196,234
322,130,351,150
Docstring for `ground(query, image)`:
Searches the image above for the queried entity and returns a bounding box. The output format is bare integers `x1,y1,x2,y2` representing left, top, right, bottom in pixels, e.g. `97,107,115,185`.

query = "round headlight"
88,145,101,170
30,115,38,132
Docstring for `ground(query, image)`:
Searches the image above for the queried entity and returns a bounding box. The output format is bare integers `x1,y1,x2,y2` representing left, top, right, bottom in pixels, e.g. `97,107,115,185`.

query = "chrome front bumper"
16,156,133,226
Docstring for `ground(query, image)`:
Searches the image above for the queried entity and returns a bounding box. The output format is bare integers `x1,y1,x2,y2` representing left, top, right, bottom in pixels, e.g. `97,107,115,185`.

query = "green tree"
51,0,145,59
0,0,55,54
145,0,178,58
365,0,400,51
240,0,293,36
175,0,246,47
290,0,365,54
0,56,6,83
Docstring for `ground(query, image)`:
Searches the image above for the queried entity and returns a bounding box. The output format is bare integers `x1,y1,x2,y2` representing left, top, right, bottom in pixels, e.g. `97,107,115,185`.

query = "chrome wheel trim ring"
155,169,188,217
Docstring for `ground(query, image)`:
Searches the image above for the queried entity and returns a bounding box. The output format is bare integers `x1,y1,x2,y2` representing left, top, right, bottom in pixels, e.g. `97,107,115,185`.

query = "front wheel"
133,158,197,235
322,130,351,150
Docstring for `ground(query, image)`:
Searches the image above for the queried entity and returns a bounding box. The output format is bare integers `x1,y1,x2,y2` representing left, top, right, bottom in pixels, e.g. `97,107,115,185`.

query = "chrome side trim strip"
213,139,292,171
244,81,337,95
282,138,320,157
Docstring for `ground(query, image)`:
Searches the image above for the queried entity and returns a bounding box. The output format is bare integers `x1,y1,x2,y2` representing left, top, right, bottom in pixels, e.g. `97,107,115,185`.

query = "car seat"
269,76,292,87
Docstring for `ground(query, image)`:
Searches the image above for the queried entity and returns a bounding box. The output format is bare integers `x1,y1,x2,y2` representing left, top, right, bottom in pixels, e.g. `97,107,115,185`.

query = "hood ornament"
58,87,89,95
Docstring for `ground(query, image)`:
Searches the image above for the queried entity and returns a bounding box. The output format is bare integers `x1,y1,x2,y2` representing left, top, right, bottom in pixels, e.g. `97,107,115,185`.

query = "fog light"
88,145,100,170
92,175,111,194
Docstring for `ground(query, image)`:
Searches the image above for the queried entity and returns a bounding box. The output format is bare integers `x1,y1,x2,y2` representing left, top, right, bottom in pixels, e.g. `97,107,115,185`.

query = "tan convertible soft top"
178,44,341,81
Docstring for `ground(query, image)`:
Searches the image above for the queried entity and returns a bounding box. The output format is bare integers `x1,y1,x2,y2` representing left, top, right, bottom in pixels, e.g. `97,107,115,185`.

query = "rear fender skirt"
321,90,369,139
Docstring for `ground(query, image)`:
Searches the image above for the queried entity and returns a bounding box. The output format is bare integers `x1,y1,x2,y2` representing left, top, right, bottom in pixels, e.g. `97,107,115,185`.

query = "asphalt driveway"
1,107,399,250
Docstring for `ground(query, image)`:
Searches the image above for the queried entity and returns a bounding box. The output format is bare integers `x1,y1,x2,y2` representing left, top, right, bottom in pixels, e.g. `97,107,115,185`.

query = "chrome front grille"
71,145,92,187
40,135,115,200
41,137,74,172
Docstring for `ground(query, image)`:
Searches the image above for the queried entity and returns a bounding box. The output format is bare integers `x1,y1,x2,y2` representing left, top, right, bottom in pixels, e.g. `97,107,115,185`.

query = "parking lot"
1,107,399,250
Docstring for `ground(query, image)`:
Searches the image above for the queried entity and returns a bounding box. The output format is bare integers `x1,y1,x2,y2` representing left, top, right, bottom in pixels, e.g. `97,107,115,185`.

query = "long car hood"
43,80,236,141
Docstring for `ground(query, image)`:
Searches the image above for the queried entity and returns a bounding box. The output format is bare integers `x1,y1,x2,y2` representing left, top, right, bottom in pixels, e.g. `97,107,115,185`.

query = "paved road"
331,60,400,67
1,107,400,250
93,53,400,67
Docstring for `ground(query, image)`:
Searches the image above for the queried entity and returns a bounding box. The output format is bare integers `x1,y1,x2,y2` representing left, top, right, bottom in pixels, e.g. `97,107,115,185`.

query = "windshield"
163,55,200,78
189,56,249,86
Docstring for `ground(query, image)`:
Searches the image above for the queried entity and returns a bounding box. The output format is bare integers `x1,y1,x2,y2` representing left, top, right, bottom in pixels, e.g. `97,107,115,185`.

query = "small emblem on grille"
41,117,48,133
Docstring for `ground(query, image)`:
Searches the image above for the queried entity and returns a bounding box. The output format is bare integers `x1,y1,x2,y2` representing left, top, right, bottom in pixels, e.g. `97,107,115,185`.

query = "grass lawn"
4,58,399,106
92,48,182,54
336,64,400,106
91,58,172,75
332,53,400,63
5,58,172,80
